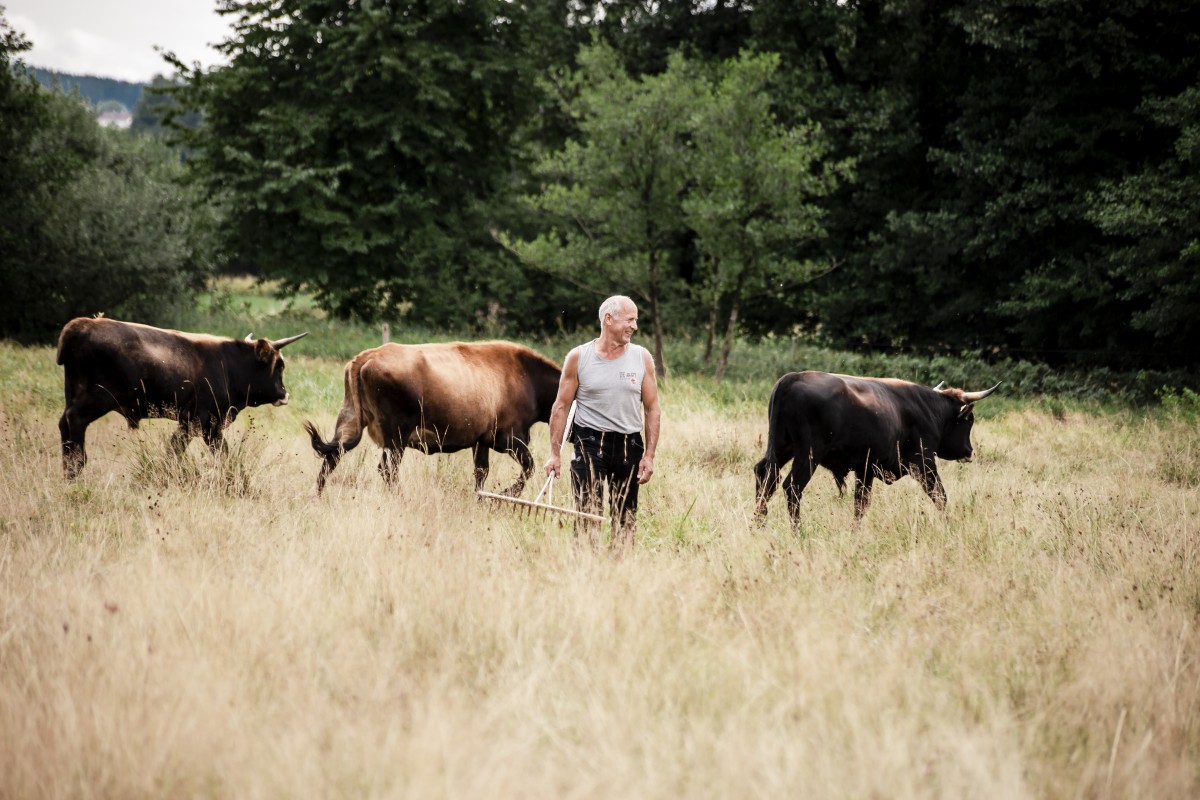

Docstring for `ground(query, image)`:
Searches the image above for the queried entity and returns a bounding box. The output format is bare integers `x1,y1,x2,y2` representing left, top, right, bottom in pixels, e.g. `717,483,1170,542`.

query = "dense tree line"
1,13,214,343
3,1,1197,370
757,0,1199,369
29,66,144,110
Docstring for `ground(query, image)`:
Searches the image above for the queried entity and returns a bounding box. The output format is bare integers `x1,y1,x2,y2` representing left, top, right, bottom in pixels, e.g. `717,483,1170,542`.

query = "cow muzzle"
274,393,289,407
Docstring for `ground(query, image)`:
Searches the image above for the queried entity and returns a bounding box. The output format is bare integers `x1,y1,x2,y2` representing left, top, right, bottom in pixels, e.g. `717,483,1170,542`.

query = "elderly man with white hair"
543,295,661,552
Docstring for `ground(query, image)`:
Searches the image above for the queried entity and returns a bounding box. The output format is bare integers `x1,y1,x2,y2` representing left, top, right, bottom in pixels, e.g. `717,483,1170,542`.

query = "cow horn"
270,332,309,350
932,381,945,391
245,332,255,342
961,381,1002,403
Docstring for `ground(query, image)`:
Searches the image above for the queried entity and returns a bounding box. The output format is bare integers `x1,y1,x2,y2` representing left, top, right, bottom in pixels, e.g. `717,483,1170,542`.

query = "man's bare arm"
544,348,580,477
637,348,660,484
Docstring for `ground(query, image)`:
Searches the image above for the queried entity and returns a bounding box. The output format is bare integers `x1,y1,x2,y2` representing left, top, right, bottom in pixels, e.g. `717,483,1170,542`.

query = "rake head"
476,474,606,525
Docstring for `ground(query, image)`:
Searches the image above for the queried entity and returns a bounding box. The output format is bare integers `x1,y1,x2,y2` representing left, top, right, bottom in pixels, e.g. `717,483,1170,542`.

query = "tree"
784,0,983,355
1084,84,1200,353
164,0,550,329
683,51,850,379
583,0,753,77
0,13,54,311
783,0,1200,368
1,7,212,342
502,43,703,377
132,74,203,140
28,66,144,110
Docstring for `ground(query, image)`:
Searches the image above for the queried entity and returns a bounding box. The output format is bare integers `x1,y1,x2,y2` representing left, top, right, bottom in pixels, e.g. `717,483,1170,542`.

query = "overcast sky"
4,0,235,83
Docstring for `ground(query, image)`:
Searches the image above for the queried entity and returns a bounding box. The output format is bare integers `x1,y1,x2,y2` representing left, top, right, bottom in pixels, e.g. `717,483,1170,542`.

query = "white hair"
599,295,633,325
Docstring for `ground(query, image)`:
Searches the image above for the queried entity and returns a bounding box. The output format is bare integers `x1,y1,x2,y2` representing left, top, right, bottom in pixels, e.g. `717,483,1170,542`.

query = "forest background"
2,0,1198,390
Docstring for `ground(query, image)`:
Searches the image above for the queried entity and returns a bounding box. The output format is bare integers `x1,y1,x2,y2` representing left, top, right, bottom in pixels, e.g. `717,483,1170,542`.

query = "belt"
572,425,641,440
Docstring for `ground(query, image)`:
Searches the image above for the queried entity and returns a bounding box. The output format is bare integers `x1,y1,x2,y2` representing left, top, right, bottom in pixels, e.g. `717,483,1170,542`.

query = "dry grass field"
2,340,1198,798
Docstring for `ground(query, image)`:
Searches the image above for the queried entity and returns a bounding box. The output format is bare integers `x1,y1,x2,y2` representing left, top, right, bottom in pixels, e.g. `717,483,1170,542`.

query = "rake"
476,401,606,525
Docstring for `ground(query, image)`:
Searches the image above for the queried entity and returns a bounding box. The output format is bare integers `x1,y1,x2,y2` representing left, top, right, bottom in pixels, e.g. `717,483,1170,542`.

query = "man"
543,295,661,552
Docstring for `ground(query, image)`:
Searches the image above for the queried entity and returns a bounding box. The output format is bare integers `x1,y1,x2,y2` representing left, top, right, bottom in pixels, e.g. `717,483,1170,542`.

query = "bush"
0,49,214,344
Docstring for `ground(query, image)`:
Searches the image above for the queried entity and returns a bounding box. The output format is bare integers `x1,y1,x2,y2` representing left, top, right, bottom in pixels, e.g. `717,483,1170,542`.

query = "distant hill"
29,67,146,112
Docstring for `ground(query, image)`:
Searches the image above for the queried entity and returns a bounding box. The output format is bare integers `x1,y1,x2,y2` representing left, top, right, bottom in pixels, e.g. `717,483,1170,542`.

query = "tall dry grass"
1,342,1198,799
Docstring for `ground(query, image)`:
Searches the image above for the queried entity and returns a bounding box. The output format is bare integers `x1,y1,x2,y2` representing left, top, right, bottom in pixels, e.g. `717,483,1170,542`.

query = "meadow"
1,298,1198,798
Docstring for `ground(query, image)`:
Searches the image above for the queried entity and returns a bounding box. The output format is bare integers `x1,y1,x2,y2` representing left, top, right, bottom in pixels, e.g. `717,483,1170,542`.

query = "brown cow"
57,316,307,478
304,341,561,496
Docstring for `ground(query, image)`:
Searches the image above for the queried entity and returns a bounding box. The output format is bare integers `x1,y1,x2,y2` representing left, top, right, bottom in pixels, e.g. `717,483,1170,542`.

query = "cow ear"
254,339,274,362
958,403,973,419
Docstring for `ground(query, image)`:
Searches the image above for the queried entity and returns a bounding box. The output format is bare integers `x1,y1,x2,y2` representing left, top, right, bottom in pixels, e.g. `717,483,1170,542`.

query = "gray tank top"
573,341,647,434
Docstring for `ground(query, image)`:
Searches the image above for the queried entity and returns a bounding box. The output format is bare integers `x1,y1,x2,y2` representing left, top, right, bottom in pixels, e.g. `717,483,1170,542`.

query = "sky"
4,0,235,83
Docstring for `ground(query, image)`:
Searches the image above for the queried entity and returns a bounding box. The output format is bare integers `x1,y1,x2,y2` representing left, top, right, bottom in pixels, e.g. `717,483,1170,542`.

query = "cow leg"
200,416,226,454
170,418,200,459
472,442,491,493
314,449,342,496
59,392,118,479
59,413,88,480
781,465,812,530
497,437,534,497
378,444,403,488
915,460,948,510
59,411,92,480
753,458,781,518
853,471,875,519
753,441,795,518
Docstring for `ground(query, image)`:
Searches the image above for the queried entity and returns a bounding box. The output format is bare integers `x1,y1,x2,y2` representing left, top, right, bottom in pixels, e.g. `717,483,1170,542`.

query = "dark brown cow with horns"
304,341,561,496
754,371,1001,526
57,316,307,478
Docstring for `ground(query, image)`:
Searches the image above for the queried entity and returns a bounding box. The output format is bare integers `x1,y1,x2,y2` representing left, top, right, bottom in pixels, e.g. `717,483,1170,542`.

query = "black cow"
304,341,562,496
753,371,1001,525
57,316,307,478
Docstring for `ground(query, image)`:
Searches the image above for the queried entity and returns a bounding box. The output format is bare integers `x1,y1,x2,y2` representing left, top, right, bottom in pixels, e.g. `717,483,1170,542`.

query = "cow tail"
752,379,784,495
304,358,367,457
761,379,784,466
303,420,344,457
56,319,82,366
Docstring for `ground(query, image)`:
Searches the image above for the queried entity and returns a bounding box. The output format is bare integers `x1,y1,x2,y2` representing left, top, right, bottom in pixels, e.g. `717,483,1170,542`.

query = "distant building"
97,109,133,129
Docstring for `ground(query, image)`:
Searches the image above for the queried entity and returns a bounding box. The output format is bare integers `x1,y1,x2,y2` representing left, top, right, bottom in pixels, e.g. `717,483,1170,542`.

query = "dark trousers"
570,425,644,531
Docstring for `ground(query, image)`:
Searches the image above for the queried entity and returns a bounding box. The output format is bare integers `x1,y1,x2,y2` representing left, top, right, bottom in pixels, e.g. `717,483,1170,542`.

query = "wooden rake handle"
536,398,578,504
534,472,554,505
